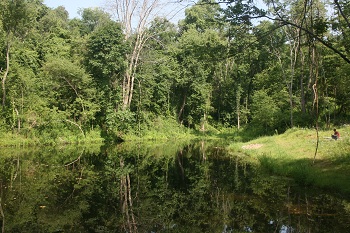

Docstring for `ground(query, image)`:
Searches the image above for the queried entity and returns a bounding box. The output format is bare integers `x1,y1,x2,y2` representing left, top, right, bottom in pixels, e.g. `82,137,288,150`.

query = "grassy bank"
0,117,199,147
0,129,104,147
230,126,350,195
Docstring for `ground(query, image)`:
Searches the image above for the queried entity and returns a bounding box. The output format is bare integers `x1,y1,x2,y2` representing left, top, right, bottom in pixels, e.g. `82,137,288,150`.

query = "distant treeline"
0,0,349,142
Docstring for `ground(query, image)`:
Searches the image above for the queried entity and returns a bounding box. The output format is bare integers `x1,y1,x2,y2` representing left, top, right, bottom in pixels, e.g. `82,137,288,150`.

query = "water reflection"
0,141,349,232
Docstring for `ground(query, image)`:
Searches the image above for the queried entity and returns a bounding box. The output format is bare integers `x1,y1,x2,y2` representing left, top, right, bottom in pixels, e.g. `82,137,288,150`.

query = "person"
331,128,340,140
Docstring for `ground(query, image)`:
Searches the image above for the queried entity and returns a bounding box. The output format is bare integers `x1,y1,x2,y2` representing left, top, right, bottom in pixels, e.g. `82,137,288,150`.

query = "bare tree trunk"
111,0,163,110
236,85,241,129
120,158,137,232
15,107,20,132
178,93,186,124
245,97,248,124
272,26,299,128
2,41,10,108
287,27,302,128
312,49,320,163
201,113,206,131
309,20,320,163
0,180,5,233
310,43,319,113
300,50,306,114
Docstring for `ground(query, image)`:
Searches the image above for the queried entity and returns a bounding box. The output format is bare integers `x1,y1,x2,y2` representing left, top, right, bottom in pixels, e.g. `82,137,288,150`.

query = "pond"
0,140,349,232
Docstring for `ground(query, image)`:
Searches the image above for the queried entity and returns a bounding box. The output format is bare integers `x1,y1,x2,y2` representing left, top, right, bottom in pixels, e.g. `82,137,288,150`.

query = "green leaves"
78,8,112,35
41,58,99,128
0,0,37,37
223,0,266,26
176,15,227,126
85,21,126,85
250,90,281,134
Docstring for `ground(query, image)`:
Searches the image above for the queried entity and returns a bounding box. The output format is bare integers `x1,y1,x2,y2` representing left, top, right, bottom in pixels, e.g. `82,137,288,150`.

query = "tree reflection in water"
0,141,349,232
119,157,137,233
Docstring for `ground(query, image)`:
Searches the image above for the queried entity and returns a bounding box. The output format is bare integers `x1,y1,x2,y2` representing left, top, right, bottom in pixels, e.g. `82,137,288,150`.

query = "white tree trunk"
107,0,160,109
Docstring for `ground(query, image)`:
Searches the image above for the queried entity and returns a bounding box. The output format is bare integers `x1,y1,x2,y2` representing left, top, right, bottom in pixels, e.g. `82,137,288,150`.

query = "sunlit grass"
231,126,350,195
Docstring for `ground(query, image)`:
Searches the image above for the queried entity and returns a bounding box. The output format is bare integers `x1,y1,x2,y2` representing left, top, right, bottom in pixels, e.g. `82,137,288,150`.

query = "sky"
44,0,189,24
44,0,105,18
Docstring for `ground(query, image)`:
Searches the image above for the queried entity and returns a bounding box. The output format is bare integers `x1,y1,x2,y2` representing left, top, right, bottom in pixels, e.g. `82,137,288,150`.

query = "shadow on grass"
258,154,350,196
196,127,268,142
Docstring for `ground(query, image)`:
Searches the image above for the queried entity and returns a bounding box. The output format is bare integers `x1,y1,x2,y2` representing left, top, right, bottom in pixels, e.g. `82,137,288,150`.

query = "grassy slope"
229,127,350,195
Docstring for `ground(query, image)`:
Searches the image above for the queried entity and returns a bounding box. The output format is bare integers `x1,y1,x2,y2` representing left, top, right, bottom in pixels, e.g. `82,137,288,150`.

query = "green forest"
1,0,350,145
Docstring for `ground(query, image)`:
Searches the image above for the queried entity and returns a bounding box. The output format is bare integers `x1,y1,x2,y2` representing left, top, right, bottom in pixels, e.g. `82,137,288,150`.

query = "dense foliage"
1,0,350,143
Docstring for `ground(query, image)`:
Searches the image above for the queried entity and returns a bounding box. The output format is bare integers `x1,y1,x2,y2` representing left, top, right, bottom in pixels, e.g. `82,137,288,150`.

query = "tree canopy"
1,0,350,142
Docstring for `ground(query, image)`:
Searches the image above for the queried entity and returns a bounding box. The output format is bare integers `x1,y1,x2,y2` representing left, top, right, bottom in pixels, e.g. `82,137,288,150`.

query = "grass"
0,128,104,147
229,126,350,195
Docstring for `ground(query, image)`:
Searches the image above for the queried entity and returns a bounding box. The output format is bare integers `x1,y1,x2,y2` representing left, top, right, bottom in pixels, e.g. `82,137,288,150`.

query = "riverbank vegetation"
1,0,350,146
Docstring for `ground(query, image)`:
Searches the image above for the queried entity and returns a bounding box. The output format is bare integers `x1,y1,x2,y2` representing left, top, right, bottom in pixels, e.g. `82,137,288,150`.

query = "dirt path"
241,144,263,150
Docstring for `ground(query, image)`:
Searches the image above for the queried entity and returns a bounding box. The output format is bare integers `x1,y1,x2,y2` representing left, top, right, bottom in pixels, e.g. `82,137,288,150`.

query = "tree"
36,5,72,61
175,1,227,129
108,0,178,110
85,20,127,133
77,7,112,36
179,0,222,32
253,20,301,128
224,24,259,129
250,89,280,134
40,58,99,134
85,21,126,88
135,17,179,116
0,0,38,108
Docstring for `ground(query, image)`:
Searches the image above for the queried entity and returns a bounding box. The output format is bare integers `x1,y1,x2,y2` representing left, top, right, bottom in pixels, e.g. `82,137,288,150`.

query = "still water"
0,140,349,232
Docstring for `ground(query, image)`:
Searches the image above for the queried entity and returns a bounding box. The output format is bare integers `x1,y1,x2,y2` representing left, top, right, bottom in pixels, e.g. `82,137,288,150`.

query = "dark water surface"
0,140,349,232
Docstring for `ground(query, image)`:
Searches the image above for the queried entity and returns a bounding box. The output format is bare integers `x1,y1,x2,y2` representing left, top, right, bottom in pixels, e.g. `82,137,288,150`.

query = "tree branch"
334,0,350,29
65,119,85,137
263,15,350,64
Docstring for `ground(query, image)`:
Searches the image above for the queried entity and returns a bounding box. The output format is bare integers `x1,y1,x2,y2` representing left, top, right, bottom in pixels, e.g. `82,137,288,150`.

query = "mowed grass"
230,126,350,195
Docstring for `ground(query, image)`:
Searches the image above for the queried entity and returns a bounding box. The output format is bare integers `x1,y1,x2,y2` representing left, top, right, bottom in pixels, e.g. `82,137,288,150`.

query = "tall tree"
108,0,177,110
136,17,179,116
176,1,227,129
0,0,38,108
85,20,127,130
